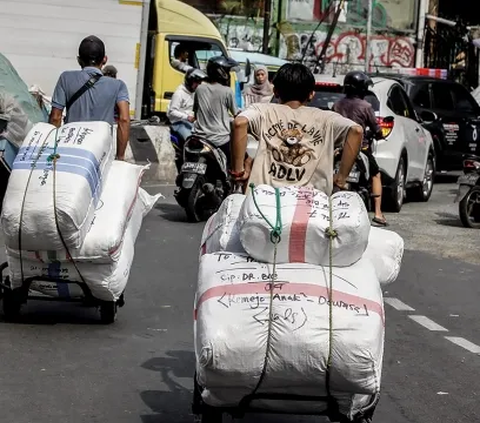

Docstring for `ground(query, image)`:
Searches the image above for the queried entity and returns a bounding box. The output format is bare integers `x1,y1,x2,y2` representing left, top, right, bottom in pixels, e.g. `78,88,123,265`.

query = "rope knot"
47,153,60,162
270,229,281,244
325,227,337,239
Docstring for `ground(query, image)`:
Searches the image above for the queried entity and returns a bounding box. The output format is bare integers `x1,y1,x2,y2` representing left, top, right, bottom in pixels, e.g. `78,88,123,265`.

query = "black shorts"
364,150,380,176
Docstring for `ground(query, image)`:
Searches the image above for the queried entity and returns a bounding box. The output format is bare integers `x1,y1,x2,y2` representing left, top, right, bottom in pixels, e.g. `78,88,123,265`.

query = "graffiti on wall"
217,22,415,70
282,30,415,68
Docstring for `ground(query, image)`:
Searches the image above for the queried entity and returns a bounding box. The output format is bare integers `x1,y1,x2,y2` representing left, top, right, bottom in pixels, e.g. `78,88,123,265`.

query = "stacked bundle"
195,185,404,416
1,121,161,302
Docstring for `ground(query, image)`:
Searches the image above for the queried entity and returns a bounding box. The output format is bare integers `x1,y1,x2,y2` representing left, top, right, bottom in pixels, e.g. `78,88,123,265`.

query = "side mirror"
420,110,437,123
245,59,252,79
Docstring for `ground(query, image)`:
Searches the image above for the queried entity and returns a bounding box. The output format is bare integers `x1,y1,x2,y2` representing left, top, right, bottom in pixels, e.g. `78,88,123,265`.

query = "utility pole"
364,0,374,72
262,0,273,54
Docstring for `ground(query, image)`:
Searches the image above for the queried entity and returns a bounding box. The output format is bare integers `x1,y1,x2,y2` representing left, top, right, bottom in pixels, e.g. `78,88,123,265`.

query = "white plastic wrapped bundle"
239,185,371,267
1,121,114,251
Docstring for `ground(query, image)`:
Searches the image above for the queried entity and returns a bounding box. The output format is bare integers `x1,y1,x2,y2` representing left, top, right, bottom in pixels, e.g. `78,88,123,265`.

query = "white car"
309,75,436,212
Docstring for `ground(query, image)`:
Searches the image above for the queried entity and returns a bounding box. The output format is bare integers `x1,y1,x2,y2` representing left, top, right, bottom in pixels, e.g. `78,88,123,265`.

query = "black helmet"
343,71,373,98
206,55,239,86
185,68,207,91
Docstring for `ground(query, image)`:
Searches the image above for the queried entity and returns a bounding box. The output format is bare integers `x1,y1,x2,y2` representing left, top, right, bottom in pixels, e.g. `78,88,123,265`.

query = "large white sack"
239,185,371,266
7,162,152,263
7,188,161,301
364,227,404,286
195,253,384,415
200,194,245,257
1,121,114,251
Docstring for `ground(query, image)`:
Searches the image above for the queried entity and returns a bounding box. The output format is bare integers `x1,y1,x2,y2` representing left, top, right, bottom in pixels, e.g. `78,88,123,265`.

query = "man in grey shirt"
49,35,130,160
192,56,239,160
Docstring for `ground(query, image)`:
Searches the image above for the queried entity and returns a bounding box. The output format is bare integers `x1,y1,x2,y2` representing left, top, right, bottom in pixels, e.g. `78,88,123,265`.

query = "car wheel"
385,156,406,213
410,152,435,202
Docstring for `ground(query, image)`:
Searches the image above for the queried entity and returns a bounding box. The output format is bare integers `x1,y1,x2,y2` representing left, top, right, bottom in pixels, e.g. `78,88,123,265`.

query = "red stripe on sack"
289,187,314,263
194,282,385,325
200,243,207,256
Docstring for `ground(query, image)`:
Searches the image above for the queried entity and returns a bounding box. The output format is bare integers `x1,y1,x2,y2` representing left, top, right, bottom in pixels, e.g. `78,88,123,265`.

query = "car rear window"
310,85,380,111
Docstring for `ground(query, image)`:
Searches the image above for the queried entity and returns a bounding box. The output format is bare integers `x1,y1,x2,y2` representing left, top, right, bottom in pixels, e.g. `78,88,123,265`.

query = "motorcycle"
174,136,231,222
455,154,480,228
334,149,371,210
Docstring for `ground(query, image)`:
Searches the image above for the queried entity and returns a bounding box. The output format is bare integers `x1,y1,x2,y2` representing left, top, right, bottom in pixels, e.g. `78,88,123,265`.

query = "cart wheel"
100,301,117,324
200,408,222,423
117,292,125,308
3,289,22,321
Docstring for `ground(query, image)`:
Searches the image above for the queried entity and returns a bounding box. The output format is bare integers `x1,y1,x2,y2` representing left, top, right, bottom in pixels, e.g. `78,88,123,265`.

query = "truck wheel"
200,408,223,423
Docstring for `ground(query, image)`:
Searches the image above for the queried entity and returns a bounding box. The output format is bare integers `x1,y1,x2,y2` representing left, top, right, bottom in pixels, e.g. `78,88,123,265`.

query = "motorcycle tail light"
463,159,480,170
376,117,394,138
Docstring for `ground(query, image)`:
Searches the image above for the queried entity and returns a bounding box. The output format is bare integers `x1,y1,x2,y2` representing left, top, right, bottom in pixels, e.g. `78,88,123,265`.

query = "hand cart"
0,262,125,324
192,373,378,423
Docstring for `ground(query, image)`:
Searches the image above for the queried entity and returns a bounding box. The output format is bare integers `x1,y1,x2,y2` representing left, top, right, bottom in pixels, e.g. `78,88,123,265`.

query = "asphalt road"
0,178,479,423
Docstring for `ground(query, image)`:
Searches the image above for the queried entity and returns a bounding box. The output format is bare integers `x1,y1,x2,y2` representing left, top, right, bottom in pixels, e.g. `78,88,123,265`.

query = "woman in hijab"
243,65,274,107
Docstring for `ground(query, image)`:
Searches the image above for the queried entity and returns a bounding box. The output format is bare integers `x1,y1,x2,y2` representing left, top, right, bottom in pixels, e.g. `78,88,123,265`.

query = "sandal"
372,215,388,227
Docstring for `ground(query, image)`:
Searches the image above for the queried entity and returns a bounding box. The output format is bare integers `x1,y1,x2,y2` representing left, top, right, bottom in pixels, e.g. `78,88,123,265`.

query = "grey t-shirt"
52,66,129,125
193,83,238,147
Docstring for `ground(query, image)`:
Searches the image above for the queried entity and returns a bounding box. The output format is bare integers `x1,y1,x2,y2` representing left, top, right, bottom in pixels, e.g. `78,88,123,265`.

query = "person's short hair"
272,63,315,103
79,35,106,66
174,43,188,59
103,65,118,78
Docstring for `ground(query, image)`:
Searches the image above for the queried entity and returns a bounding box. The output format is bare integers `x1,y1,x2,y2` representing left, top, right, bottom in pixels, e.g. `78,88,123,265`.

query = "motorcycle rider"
192,55,240,164
333,71,388,226
167,68,207,146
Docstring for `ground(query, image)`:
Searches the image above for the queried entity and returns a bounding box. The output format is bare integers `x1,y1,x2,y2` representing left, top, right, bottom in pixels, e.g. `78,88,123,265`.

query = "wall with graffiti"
216,19,415,71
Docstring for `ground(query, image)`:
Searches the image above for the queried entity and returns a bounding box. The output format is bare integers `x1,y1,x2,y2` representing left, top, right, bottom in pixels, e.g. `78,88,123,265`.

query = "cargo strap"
245,184,340,416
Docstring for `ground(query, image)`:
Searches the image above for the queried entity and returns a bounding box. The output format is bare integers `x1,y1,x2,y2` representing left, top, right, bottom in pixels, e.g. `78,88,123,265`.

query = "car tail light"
376,117,394,138
463,159,480,170
315,82,341,87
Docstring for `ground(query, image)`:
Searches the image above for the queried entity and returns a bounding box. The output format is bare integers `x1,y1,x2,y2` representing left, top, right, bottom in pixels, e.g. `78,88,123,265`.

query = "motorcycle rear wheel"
186,177,206,223
459,185,480,229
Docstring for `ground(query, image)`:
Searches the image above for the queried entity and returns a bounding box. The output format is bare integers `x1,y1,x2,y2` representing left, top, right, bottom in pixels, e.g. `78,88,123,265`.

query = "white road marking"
384,297,415,311
409,315,449,332
445,337,480,354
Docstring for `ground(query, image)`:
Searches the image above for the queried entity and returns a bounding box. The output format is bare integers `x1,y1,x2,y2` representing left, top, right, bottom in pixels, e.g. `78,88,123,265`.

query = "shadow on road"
434,211,464,228
155,203,190,223
140,350,195,423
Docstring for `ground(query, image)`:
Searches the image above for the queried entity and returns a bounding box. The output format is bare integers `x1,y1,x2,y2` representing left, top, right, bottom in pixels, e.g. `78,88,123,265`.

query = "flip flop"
372,216,389,227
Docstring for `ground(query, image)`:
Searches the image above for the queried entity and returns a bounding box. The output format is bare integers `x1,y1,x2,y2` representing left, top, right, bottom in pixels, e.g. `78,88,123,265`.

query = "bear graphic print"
240,103,356,194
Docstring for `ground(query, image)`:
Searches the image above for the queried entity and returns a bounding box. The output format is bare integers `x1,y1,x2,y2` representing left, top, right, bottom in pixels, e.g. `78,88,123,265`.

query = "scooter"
175,136,231,222
455,154,480,228
334,149,371,210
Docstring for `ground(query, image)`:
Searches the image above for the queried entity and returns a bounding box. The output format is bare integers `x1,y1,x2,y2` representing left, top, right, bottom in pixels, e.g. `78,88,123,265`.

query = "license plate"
347,170,360,183
181,162,207,174
457,174,479,186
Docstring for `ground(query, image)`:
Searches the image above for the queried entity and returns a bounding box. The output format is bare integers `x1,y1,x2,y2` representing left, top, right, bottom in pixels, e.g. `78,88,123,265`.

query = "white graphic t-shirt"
240,103,357,194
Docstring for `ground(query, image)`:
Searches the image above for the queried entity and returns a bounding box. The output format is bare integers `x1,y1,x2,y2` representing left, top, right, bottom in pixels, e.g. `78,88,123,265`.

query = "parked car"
311,75,436,212
372,74,480,172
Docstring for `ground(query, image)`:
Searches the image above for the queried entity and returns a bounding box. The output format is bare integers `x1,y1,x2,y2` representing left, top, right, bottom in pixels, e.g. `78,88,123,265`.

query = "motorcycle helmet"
185,68,207,92
206,55,239,86
343,71,373,98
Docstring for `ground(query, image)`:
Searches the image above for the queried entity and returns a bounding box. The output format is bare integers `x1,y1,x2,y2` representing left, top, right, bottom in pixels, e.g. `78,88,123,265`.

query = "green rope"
47,127,61,162
249,183,282,243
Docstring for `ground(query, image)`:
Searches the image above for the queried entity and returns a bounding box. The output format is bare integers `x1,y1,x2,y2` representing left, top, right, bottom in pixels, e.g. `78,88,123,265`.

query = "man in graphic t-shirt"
230,63,363,194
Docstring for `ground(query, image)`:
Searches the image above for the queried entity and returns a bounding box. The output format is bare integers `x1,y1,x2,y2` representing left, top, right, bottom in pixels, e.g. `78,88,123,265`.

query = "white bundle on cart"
1,121,114,251
239,185,371,267
5,162,161,301
195,252,385,415
201,192,404,287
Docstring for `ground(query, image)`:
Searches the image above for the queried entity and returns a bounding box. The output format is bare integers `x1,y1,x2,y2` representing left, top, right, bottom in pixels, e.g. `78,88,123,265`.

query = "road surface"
0,180,478,423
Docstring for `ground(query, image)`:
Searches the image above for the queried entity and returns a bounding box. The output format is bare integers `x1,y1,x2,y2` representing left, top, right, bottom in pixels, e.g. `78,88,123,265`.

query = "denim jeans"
171,120,193,145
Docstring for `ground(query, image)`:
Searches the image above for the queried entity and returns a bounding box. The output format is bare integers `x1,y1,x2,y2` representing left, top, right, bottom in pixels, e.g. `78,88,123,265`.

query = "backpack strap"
66,73,102,110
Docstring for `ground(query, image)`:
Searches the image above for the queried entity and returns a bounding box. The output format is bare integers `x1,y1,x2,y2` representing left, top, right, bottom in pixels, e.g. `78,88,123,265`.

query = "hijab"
245,65,273,104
